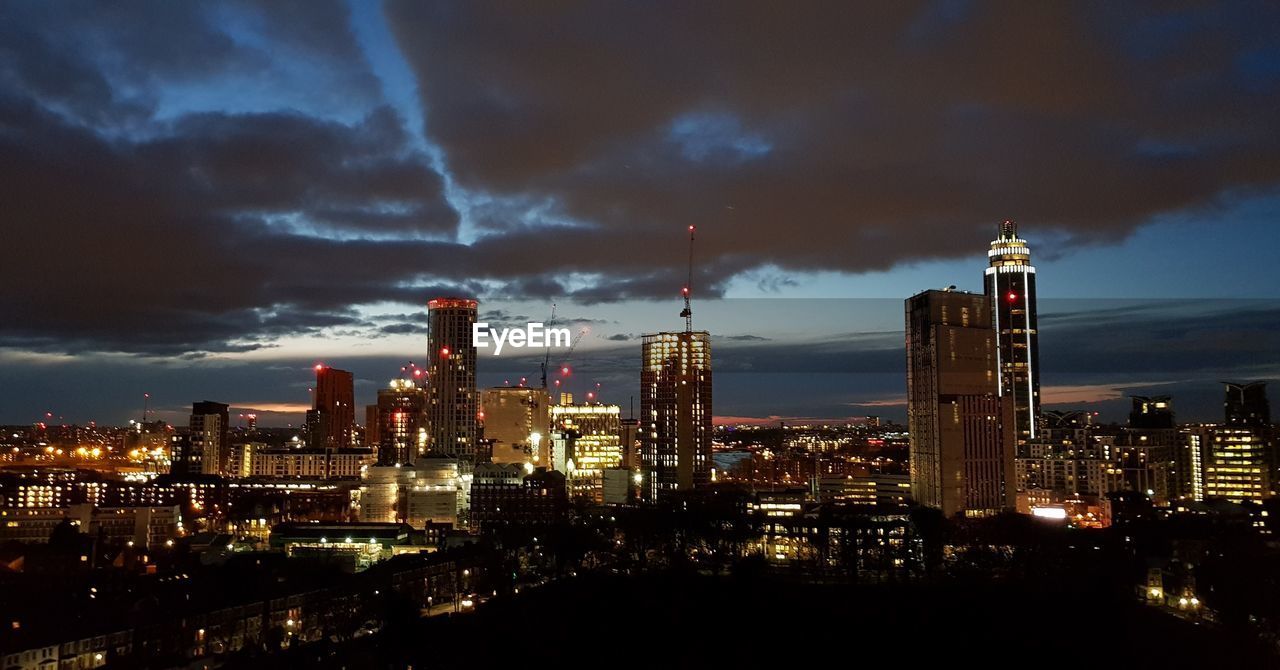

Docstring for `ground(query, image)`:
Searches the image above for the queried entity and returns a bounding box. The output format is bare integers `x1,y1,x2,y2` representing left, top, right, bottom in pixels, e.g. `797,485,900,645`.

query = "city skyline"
3,2,1280,426
5,3,1280,665
4,252,1277,428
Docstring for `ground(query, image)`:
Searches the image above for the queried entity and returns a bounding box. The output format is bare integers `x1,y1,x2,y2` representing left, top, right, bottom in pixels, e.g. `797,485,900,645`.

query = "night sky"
2,1,1279,427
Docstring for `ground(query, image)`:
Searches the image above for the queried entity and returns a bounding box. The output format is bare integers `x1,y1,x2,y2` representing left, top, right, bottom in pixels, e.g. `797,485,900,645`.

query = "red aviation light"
561,366,570,375
314,363,325,371
1006,292,1018,303
440,347,450,357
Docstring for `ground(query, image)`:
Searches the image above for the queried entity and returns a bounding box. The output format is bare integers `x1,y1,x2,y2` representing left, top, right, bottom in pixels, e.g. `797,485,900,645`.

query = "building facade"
358,457,463,528
906,289,1014,517
1224,381,1270,427
469,466,567,531
310,366,355,449
373,378,429,465
249,447,375,479
551,402,623,501
640,331,712,500
427,298,478,462
1205,427,1270,502
174,401,229,476
480,386,551,465
983,220,1041,452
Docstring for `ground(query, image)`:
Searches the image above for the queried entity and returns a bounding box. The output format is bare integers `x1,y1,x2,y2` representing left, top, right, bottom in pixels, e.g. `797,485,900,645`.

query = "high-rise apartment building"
1207,382,1273,502
640,331,712,500
310,365,355,449
176,401,229,476
984,220,1040,452
426,298,478,461
906,289,1014,517
1205,428,1269,502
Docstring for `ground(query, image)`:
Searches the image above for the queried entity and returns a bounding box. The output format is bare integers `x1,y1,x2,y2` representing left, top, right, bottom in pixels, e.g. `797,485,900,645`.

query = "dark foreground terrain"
243,570,1276,669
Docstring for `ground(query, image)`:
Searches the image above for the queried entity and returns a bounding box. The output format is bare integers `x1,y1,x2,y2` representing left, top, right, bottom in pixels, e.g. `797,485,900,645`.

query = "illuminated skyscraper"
984,219,1040,452
640,331,712,500
427,298,478,461
906,289,1014,517
374,378,429,465
311,365,355,448
481,386,551,465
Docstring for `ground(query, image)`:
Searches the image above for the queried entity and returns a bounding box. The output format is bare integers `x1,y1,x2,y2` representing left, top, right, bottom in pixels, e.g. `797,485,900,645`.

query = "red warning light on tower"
1007,292,1018,303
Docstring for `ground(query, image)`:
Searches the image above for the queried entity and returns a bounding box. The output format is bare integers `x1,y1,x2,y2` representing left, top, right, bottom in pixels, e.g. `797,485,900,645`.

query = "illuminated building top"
427,297,479,310
986,219,1035,273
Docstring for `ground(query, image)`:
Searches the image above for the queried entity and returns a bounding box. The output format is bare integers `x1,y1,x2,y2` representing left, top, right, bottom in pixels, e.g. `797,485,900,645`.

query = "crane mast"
680,225,695,332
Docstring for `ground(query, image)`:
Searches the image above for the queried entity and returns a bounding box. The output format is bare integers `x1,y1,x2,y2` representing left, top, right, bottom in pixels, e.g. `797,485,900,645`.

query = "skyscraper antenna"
680,225,695,332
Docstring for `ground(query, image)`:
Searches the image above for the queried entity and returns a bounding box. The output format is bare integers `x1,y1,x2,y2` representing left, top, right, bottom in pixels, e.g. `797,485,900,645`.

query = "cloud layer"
2,0,1279,367
387,0,1280,276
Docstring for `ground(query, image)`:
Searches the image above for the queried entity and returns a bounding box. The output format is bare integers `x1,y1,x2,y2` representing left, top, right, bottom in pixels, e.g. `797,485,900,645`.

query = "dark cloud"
3,0,1280,367
379,323,428,336
0,0,379,127
0,1,474,356
387,0,1280,286
0,93,466,354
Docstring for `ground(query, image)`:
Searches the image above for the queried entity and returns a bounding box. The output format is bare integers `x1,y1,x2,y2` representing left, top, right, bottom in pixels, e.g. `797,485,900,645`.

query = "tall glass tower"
427,298,478,462
984,220,1040,452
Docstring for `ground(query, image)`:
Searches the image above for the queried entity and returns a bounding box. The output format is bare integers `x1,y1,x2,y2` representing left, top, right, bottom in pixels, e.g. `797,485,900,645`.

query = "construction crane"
540,302,557,388
556,326,590,399
680,225,695,332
